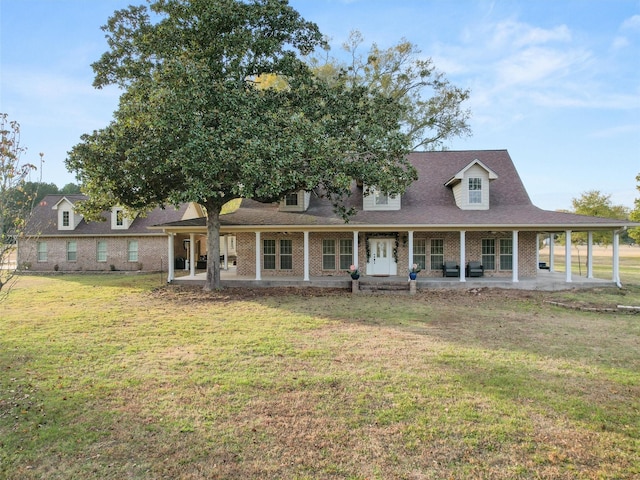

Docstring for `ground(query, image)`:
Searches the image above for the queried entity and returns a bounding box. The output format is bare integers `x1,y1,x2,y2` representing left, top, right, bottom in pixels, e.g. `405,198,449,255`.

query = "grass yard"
1,274,639,479
539,244,640,285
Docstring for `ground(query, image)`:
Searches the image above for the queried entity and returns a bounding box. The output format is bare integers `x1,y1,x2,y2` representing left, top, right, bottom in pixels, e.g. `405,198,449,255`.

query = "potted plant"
409,263,421,280
348,264,360,280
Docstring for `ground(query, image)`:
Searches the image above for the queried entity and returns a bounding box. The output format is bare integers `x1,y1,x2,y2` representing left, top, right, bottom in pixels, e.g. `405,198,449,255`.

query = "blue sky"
1,0,638,211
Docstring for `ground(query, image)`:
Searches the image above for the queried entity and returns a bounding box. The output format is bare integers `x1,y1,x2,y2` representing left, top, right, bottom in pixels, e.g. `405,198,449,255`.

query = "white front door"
367,238,396,276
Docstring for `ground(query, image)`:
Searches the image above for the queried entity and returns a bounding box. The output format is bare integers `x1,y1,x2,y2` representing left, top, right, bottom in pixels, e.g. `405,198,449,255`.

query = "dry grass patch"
1,275,639,479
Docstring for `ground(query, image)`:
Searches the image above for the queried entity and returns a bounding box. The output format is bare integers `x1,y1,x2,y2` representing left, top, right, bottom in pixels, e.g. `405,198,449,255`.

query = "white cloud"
590,123,640,139
612,36,630,49
621,14,640,31
488,20,571,50
495,47,581,88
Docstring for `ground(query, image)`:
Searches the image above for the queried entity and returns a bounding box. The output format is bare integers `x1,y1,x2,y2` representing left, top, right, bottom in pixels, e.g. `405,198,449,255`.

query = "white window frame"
413,238,427,271
499,238,513,270
481,238,496,270
279,239,293,270
430,238,444,271
322,239,336,270
96,240,107,263
37,241,47,262
469,177,482,204
263,239,276,270
66,241,77,262
127,240,138,262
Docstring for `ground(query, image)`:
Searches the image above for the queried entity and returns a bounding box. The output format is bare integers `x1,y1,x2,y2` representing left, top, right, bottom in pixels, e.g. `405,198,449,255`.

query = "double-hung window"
481,239,495,270
96,241,107,262
322,239,336,270
322,239,353,270
127,240,138,262
62,211,70,227
430,238,444,271
37,241,47,262
66,241,77,262
338,239,353,270
280,239,293,270
499,239,513,270
263,240,276,270
469,178,482,204
263,239,294,270
413,239,427,271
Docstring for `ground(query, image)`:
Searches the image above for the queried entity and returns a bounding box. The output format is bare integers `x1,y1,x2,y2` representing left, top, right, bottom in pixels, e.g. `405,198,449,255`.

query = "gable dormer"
52,197,83,230
279,191,311,212
363,185,401,211
444,160,498,210
111,206,136,230
182,202,206,220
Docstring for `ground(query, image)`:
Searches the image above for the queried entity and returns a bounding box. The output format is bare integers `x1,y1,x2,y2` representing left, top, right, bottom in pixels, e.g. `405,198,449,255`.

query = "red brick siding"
18,236,168,272
235,230,539,279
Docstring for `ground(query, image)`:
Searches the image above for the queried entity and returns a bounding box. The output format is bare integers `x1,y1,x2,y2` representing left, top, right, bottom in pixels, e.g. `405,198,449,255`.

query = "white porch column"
565,230,572,283
189,233,196,277
536,234,540,268
549,234,555,272
512,230,519,283
587,231,594,278
353,231,359,268
222,235,229,270
613,230,621,286
167,233,175,283
408,231,414,271
459,230,466,282
255,232,261,281
303,231,310,282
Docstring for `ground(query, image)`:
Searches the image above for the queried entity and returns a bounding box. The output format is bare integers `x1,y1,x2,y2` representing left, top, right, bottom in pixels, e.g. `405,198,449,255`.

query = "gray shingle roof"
26,195,189,236
214,150,632,231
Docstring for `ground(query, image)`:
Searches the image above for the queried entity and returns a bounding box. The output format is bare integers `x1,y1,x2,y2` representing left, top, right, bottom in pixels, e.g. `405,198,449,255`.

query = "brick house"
18,195,206,273
159,150,634,286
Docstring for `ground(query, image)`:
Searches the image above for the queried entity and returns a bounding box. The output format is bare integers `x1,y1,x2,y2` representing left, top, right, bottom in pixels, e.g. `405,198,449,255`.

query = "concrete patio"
172,267,619,292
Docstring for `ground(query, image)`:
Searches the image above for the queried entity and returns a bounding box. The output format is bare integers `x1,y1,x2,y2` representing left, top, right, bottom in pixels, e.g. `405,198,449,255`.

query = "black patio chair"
442,261,460,277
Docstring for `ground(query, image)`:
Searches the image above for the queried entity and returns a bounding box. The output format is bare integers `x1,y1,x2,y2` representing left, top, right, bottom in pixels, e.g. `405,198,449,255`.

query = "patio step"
358,280,410,292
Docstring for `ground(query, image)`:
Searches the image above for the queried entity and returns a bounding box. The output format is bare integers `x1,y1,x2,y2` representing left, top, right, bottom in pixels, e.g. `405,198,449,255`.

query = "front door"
367,238,396,276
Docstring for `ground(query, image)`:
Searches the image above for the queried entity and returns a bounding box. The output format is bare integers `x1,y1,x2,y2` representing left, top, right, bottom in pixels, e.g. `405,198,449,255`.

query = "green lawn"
1,274,639,479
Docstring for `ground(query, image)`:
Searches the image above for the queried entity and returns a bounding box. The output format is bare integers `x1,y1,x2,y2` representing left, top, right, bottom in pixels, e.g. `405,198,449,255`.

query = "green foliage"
307,30,472,151
60,182,82,195
66,0,424,290
0,113,37,296
570,190,629,245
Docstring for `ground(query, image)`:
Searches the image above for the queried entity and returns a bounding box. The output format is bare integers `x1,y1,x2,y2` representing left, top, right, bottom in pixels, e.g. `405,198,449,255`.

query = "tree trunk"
204,207,222,291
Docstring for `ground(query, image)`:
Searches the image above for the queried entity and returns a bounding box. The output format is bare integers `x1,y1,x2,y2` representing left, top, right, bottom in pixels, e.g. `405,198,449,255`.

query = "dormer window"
111,206,133,229
279,191,310,212
374,191,389,206
469,178,482,204
444,160,497,211
53,197,82,230
285,193,299,206
363,186,401,211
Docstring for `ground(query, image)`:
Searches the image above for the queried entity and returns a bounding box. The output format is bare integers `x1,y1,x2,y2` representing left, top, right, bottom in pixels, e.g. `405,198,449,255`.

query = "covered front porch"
163,227,625,290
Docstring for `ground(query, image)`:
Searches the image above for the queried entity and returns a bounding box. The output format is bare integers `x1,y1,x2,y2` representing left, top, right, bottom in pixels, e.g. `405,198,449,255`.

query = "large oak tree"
66,0,449,290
